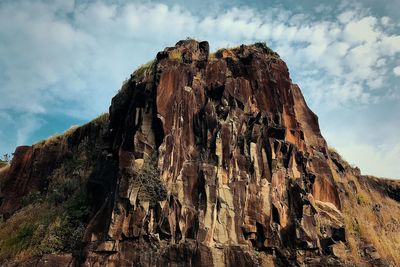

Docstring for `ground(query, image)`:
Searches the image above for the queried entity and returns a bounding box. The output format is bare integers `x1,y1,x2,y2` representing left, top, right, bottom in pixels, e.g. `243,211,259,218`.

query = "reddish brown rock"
87,40,346,266
1,40,400,267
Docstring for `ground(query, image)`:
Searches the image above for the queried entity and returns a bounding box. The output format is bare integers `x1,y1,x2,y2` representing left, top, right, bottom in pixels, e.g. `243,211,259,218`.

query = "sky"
0,0,399,179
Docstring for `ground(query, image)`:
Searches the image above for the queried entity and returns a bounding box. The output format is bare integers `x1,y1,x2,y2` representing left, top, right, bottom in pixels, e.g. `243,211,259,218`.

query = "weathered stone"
1,39,400,267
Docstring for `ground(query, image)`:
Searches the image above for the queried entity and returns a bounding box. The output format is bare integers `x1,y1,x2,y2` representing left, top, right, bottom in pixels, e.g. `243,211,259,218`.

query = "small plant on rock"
137,154,167,206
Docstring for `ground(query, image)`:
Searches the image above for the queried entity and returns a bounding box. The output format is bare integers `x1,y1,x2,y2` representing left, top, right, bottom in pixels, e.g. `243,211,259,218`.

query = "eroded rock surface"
1,40,399,267
84,40,346,266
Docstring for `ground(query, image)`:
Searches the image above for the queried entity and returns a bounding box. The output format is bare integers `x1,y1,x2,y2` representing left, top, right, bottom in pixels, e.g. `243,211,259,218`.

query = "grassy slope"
0,113,109,264
328,149,400,265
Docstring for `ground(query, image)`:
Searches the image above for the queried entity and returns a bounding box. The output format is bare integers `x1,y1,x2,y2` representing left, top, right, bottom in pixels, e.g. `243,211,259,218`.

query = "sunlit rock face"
83,39,345,266
2,40,399,267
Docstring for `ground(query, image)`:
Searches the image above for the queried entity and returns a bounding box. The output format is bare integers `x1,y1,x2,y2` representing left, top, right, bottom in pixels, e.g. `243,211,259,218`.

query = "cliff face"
0,40,399,267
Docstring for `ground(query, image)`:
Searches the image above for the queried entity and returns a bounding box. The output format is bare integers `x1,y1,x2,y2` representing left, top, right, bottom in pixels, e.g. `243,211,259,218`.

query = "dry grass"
329,151,400,266
133,59,155,78
328,146,352,167
0,165,10,192
0,200,88,264
64,125,79,135
35,124,79,147
0,149,92,264
346,232,361,262
118,59,155,94
168,50,182,62
118,78,131,94
208,52,217,61
211,47,238,60
0,111,106,264
356,192,370,206
340,175,400,265
89,112,109,125
0,167,8,177
327,146,338,154
210,43,279,60
35,112,108,149
0,204,49,261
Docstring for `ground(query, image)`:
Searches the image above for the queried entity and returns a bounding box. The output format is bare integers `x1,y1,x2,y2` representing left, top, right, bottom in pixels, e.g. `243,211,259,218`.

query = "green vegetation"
137,154,167,206
0,205,45,261
210,42,280,60
90,112,109,125
0,196,89,262
254,42,280,58
0,224,34,259
0,154,11,168
35,125,78,147
34,112,109,149
133,59,156,78
0,144,92,263
0,131,103,263
352,220,361,236
35,192,89,255
21,191,43,206
0,156,10,191
356,193,370,205
118,60,156,94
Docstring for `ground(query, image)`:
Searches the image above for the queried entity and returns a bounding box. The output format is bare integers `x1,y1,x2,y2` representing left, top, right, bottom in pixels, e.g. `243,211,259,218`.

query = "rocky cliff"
0,40,399,267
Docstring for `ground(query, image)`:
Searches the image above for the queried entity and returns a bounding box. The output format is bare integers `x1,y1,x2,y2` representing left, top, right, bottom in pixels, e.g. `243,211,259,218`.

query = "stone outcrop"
0,40,399,267
0,117,113,218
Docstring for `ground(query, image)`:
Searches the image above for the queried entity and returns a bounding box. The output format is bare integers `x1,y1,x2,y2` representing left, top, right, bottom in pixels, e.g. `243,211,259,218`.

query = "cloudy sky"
0,0,399,178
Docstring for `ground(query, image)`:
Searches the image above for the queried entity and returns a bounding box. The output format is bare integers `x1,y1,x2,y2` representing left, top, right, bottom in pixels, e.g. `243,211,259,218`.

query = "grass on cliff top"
118,60,156,94
0,154,11,168
0,161,7,169
0,155,11,191
88,112,109,125
133,59,156,78
35,112,109,148
209,42,280,60
0,165,10,192
35,125,79,147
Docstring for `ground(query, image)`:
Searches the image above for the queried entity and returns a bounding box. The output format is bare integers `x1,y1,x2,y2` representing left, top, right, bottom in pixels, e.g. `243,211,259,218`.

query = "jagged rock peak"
105,39,343,265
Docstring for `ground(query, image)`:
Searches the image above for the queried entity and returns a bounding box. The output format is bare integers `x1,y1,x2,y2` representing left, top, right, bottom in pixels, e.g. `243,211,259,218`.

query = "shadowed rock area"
0,40,399,267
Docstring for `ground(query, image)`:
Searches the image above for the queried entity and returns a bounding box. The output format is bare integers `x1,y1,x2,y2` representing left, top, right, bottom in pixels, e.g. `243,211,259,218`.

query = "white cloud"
16,115,43,146
381,16,390,26
1,1,399,115
326,132,400,179
338,11,356,24
0,0,399,178
343,16,379,45
381,35,400,55
393,66,400,76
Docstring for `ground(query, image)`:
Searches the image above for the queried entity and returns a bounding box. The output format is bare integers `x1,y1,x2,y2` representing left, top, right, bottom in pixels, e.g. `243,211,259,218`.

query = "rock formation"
0,40,399,267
